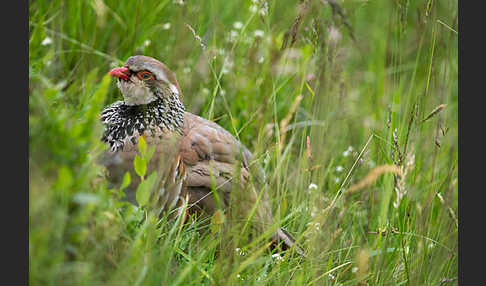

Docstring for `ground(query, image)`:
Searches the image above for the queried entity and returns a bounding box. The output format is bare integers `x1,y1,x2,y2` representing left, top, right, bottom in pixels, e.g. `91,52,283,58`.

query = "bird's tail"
272,228,305,256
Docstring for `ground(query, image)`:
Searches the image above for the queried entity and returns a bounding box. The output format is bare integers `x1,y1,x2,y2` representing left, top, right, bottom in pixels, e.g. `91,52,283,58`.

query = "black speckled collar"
100,94,184,152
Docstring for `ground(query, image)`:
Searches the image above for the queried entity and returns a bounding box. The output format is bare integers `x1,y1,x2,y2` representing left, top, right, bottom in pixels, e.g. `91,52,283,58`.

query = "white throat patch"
117,78,157,106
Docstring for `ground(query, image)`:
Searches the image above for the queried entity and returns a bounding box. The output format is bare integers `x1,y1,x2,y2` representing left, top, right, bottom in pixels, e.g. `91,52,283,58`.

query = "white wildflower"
233,21,243,29
336,166,344,172
162,22,171,30
254,29,265,38
219,89,226,96
258,56,265,63
228,30,239,42
259,5,268,16
249,4,258,13
343,146,353,157
328,26,342,44
352,267,358,273
143,40,151,47
308,183,318,190
41,37,53,46
272,253,284,262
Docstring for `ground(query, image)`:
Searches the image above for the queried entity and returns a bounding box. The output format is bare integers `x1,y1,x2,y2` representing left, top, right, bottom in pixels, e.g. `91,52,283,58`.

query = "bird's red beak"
109,66,130,81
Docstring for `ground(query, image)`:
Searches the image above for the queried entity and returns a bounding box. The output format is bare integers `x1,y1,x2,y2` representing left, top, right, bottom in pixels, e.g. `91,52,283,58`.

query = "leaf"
55,165,73,190
146,145,156,163
120,172,131,191
136,172,158,207
134,154,147,178
138,136,147,157
327,252,334,271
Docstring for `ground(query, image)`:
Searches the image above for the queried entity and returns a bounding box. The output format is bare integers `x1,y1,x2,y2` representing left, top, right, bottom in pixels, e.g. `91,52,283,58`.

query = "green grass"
29,0,458,285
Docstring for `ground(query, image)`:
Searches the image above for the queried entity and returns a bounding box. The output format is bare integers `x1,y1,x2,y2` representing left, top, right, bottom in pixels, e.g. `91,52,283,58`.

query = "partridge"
100,55,299,253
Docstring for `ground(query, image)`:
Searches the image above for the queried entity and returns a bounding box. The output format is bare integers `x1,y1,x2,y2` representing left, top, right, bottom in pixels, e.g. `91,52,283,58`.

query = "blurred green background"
29,0,457,285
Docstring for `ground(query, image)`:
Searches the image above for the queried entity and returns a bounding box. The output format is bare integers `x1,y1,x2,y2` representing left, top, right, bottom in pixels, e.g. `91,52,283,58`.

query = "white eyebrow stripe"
153,69,179,95
154,69,170,83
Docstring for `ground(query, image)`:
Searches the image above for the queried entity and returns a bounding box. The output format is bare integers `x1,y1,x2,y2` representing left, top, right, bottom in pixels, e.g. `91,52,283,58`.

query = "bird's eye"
137,71,153,80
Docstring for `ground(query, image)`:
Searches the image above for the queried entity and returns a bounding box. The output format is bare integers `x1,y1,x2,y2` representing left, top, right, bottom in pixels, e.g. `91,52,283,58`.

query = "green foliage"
120,172,131,191
136,171,158,207
134,154,147,179
30,0,458,285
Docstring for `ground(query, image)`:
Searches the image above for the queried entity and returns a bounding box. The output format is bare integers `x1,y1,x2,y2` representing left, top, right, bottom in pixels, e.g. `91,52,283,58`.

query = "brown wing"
179,113,271,222
178,113,303,255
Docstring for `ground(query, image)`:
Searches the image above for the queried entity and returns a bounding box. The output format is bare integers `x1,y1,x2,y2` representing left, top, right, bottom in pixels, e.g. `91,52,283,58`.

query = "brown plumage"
100,55,301,254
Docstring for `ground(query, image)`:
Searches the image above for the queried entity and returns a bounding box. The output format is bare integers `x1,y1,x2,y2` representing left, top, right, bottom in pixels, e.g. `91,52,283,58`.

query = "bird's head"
109,55,182,106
